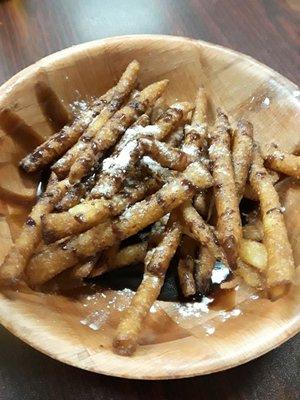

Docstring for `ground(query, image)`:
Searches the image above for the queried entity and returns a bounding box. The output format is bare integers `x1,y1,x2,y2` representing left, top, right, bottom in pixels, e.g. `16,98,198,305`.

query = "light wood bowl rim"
0,34,299,380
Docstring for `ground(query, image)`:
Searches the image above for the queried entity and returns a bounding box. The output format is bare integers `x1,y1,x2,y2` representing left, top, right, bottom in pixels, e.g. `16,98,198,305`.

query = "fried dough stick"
178,235,197,297
55,169,99,211
249,145,295,300
264,144,300,179
42,177,160,242
20,61,139,173
194,246,215,294
232,120,253,199
89,217,169,278
90,241,148,278
239,239,267,272
0,174,69,282
113,218,182,356
236,259,264,290
152,102,194,141
179,202,226,264
139,138,193,172
90,102,193,198
244,169,280,201
186,87,210,216
26,161,212,286
87,114,151,199
115,102,193,150
208,110,242,266
52,61,140,178
192,86,208,125
68,80,169,183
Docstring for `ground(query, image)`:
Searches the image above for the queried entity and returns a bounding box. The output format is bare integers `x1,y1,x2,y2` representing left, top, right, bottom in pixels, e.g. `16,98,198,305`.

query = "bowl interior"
0,35,299,379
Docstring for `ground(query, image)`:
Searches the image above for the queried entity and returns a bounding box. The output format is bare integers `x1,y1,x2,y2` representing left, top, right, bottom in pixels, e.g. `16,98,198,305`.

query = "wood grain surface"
0,0,299,399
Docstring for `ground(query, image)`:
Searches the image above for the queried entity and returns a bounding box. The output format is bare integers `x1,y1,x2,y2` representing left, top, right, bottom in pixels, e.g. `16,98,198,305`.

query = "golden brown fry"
244,169,280,201
68,80,169,183
194,246,215,294
140,137,192,171
112,102,192,162
232,119,253,199
239,239,267,271
249,145,295,299
55,168,99,211
25,161,212,286
192,86,208,125
179,202,227,264
0,174,69,282
264,144,300,179
20,63,139,174
182,124,208,160
90,242,148,278
42,177,160,242
112,102,192,156
193,189,211,218
113,218,182,356
153,102,194,141
186,87,210,216
88,115,151,199
178,235,197,297
52,61,140,178
236,259,264,290
209,109,242,266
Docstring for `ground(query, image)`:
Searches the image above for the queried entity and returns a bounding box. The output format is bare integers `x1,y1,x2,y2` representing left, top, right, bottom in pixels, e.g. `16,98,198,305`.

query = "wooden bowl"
0,35,299,380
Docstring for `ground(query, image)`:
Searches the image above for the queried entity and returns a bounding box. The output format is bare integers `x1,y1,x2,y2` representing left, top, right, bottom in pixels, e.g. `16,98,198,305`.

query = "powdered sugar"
182,144,199,157
117,124,162,150
102,140,139,175
176,296,214,317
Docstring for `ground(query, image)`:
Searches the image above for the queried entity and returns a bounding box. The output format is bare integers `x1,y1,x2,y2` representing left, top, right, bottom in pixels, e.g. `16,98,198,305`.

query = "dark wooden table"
0,1,299,399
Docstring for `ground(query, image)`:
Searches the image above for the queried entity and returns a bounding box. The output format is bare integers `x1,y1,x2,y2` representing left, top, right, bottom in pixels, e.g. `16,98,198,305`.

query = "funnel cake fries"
179,202,227,264
20,61,139,173
236,259,264,290
68,80,169,183
26,161,212,286
264,143,300,179
42,177,160,242
0,173,68,282
195,246,215,294
90,102,193,198
178,235,197,297
113,217,182,356
52,61,140,179
1,61,298,357
209,110,242,266
232,120,254,199
55,168,99,211
90,241,148,278
249,145,295,300
185,87,210,217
